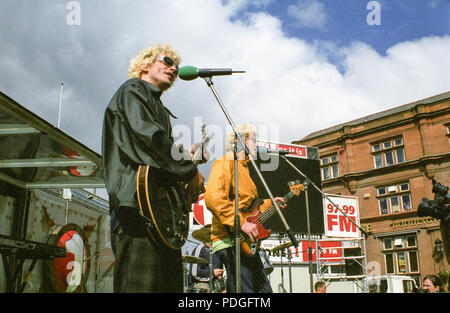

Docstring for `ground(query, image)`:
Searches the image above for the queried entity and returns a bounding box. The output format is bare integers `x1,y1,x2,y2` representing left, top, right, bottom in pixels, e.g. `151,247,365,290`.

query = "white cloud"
287,0,328,30
341,36,450,112
0,0,449,157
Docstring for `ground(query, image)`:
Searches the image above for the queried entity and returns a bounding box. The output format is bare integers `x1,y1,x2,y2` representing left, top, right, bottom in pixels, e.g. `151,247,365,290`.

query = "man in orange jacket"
204,124,286,293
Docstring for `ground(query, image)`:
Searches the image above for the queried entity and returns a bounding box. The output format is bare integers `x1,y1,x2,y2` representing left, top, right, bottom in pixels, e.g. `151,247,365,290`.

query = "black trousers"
111,207,183,293
215,247,272,293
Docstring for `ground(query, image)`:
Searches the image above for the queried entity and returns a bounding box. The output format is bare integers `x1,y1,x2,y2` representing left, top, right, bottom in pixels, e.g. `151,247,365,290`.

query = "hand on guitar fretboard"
190,142,210,164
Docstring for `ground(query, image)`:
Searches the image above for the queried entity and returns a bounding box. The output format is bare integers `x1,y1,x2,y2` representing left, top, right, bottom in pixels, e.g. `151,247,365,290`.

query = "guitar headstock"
191,124,211,165
288,180,304,196
201,124,210,145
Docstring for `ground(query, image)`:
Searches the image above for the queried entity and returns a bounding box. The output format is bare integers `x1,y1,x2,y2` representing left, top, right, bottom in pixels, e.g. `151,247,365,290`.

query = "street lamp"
433,239,444,263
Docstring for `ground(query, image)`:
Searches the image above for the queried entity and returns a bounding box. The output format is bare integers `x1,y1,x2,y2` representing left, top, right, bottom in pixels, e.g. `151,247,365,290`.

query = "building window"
382,234,419,275
377,182,411,215
372,136,405,168
409,251,419,272
383,238,392,249
385,253,395,273
320,153,339,181
446,124,450,144
379,198,388,215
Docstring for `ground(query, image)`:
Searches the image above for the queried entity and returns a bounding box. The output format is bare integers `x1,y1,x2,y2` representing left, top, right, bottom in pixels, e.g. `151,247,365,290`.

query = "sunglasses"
157,55,178,70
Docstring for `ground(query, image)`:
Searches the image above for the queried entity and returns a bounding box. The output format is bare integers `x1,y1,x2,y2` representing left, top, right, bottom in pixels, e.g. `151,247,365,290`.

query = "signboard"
257,141,307,158
44,223,90,293
301,241,343,263
190,194,212,228
323,194,360,238
263,239,343,264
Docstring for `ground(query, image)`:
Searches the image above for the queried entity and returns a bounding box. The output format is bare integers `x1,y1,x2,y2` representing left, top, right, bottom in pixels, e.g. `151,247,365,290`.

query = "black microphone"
178,66,245,80
256,146,290,156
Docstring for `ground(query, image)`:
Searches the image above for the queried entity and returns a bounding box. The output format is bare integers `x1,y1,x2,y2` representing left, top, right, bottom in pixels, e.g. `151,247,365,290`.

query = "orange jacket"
204,152,272,243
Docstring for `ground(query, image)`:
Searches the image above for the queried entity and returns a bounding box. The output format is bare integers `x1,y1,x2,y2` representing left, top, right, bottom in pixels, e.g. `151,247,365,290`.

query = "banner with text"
257,141,307,158
264,239,343,264
323,194,360,238
190,194,212,229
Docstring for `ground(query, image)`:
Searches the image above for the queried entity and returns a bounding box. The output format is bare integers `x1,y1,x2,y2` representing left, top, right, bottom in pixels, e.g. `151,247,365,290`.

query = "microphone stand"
287,248,293,293
233,140,241,293
277,250,287,293
278,155,368,293
279,154,368,236
208,241,213,293
276,236,287,294
304,180,314,293
201,76,299,293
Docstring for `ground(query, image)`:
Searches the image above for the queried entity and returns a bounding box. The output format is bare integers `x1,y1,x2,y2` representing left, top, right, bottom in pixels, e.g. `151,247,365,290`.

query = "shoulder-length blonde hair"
128,43,181,79
225,124,258,152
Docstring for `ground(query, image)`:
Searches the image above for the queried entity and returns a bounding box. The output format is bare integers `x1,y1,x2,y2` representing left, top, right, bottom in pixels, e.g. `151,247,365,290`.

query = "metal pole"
362,236,369,293
304,180,314,293
57,83,64,128
233,147,241,293
183,261,189,293
209,242,213,293
288,249,293,293
203,77,242,292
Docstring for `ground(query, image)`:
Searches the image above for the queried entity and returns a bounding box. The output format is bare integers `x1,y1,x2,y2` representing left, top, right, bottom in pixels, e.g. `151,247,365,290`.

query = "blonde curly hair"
128,43,181,79
225,124,258,152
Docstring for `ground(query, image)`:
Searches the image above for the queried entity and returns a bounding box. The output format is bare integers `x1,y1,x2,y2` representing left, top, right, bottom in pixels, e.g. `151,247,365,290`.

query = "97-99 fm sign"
324,195,360,238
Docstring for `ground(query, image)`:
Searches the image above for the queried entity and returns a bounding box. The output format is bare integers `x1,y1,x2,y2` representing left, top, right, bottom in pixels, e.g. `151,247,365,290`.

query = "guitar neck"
192,149,202,166
192,158,201,166
258,190,295,225
191,139,209,166
282,191,297,203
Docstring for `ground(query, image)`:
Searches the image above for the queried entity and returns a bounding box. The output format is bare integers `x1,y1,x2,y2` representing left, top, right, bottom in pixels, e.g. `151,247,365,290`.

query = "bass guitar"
137,125,210,249
239,180,304,256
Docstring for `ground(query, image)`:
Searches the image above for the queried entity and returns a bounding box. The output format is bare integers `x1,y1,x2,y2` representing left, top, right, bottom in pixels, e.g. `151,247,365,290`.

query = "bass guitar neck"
239,181,304,256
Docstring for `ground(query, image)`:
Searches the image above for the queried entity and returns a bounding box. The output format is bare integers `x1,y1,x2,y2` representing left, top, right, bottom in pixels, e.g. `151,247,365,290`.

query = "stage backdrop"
248,144,324,236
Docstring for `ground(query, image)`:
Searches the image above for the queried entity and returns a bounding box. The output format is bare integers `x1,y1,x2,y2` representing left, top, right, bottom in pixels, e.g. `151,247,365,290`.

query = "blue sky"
237,0,450,56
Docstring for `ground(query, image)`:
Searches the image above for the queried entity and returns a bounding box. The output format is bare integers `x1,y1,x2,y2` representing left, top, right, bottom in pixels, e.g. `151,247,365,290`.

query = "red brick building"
294,92,450,288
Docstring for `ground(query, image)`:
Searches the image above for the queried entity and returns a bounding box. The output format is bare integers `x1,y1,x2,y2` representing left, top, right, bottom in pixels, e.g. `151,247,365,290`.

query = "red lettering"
327,214,338,231
339,215,356,232
192,195,205,225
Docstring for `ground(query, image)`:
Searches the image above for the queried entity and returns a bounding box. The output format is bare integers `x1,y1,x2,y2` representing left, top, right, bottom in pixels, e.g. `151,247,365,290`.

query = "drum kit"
270,240,295,293
183,224,298,293
182,224,226,293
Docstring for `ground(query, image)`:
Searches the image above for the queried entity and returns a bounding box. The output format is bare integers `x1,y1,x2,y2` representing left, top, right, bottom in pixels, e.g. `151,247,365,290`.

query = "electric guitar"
239,181,304,256
136,125,210,249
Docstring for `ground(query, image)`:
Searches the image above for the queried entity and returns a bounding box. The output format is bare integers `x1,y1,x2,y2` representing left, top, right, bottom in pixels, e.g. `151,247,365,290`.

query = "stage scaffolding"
315,236,369,293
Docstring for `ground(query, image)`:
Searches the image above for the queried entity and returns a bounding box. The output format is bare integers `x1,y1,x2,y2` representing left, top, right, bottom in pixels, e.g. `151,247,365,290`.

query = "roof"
299,91,450,141
0,91,105,189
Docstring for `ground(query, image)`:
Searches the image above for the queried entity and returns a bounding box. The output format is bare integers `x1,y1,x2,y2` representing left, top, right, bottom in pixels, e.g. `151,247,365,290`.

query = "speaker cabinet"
344,247,363,275
248,150,324,235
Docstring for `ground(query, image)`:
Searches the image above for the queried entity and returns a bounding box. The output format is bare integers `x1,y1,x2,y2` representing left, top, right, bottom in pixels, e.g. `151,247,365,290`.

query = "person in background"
204,123,286,293
314,281,327,293
423,275,442,293
189,241,225,292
